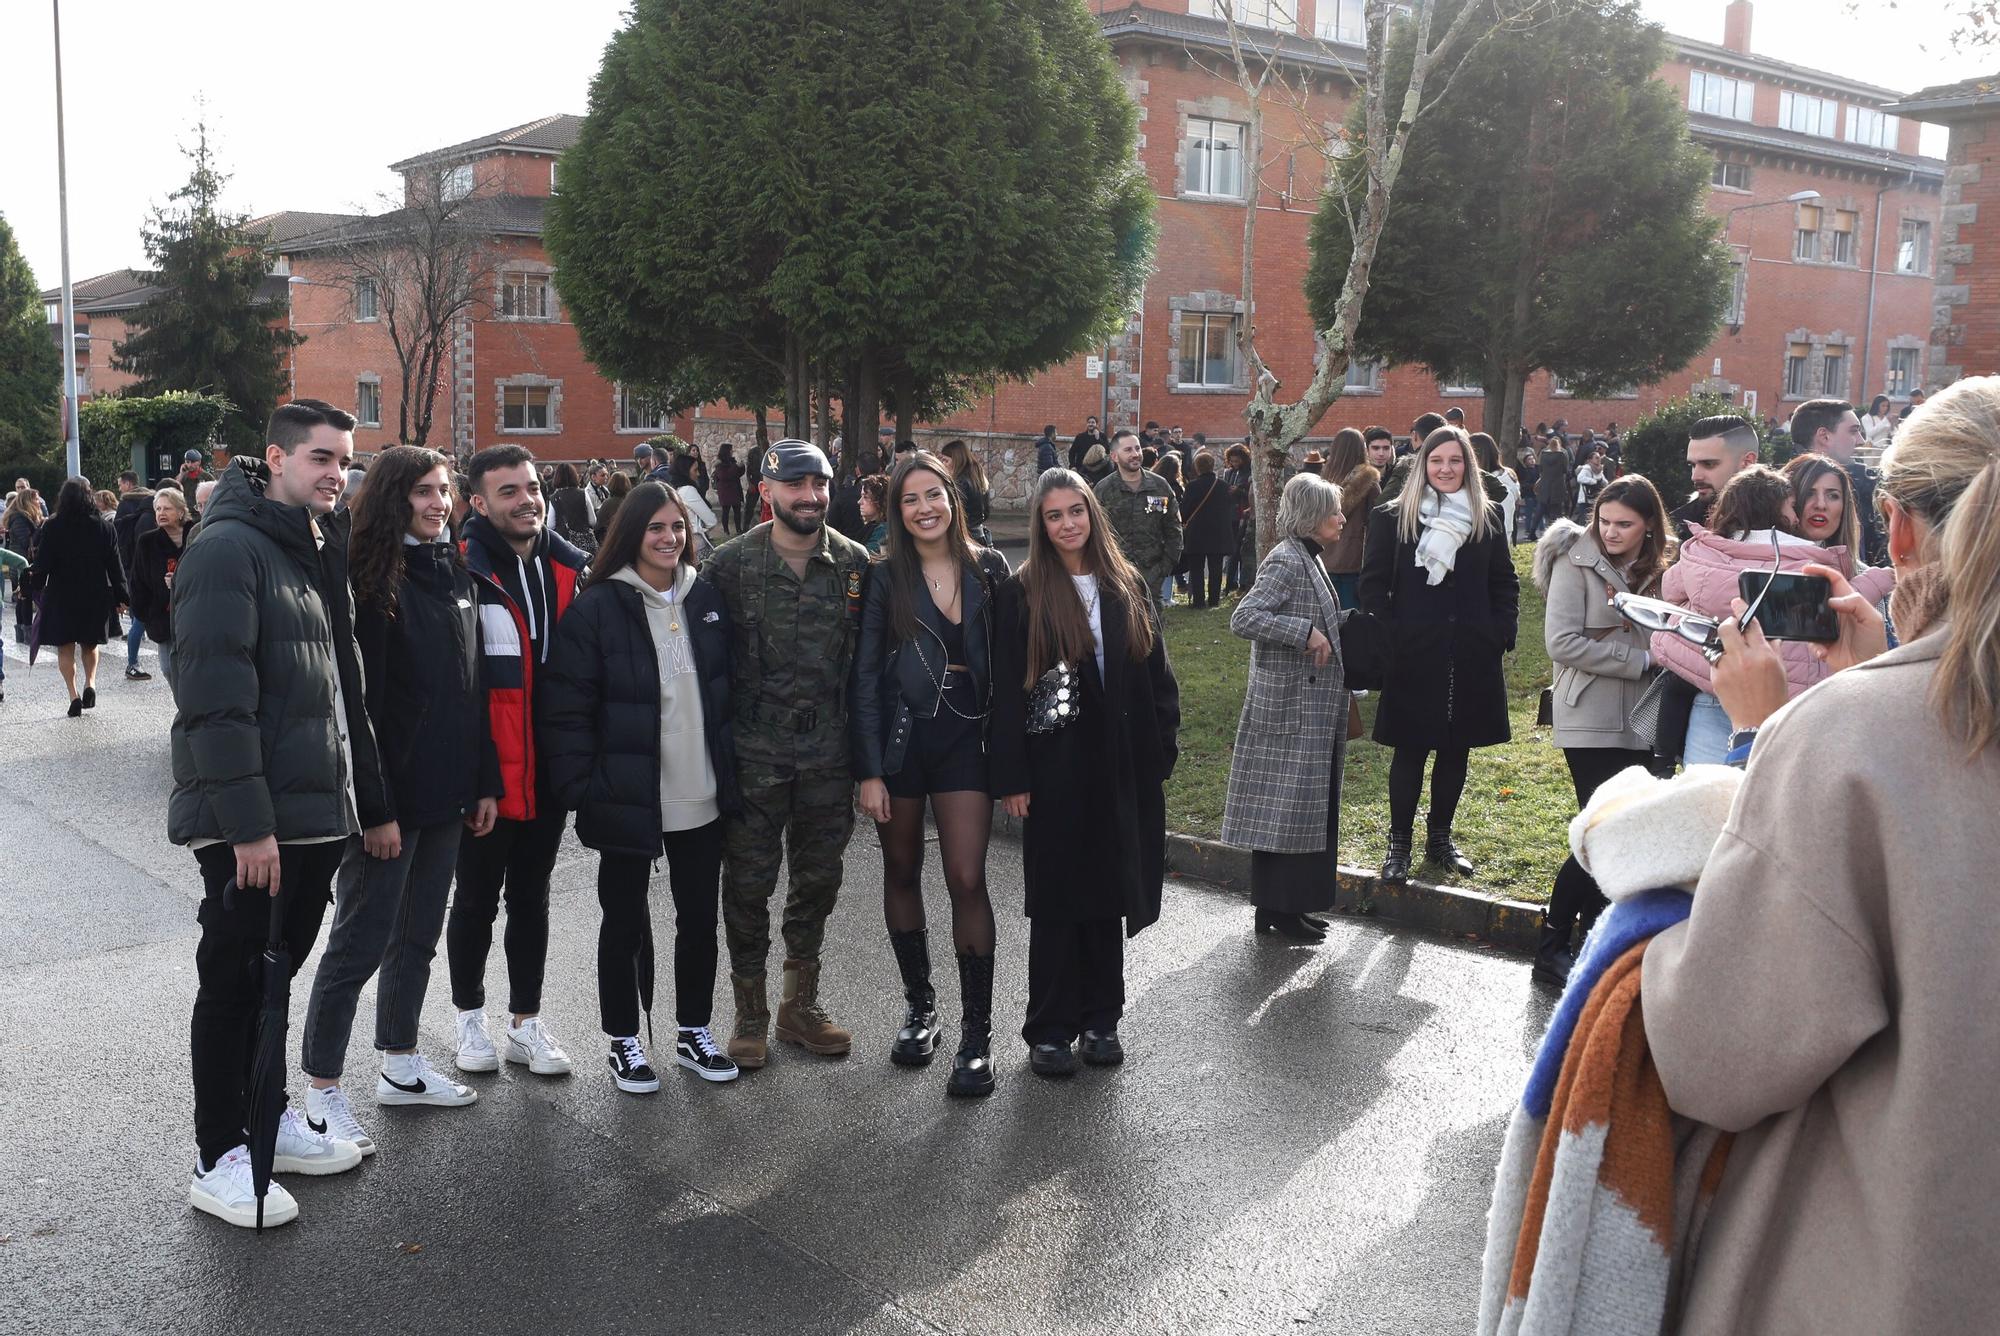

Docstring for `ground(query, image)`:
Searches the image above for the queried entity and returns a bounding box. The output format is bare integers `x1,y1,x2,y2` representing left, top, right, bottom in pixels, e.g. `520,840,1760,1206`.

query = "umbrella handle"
266,876,286,951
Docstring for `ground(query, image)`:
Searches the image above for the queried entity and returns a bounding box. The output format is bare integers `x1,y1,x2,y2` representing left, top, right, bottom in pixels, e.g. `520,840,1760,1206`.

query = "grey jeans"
301,819,465,1079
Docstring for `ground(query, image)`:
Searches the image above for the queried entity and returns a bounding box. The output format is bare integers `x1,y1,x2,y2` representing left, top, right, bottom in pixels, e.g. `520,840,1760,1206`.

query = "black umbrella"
636,911,656,1051
237,877,293,1232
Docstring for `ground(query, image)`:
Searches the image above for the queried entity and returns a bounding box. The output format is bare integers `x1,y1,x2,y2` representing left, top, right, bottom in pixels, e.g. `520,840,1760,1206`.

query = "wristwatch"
1726,727,1759,754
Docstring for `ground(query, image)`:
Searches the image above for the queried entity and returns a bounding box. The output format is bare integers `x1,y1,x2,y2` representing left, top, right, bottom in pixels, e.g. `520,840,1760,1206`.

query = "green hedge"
77,390,233,487
1621,391,1768,514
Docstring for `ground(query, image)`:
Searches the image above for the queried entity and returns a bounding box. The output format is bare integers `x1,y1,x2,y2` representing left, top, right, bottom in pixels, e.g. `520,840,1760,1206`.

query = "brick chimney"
1722,0,1753,54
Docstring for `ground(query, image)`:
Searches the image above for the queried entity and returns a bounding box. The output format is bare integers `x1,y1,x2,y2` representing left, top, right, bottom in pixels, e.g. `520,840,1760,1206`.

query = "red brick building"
1888,76,2000,386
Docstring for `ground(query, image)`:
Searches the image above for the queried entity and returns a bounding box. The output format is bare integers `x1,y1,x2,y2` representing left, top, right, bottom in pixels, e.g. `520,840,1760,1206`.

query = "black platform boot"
946,951,996,1098
1425,816,1476,881
1379,830,1413,884
1532,925,1576,988
888,929,939,1067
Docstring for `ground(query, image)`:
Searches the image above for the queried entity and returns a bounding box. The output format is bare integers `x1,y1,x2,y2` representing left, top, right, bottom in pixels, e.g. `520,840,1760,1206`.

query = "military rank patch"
847,568,864,616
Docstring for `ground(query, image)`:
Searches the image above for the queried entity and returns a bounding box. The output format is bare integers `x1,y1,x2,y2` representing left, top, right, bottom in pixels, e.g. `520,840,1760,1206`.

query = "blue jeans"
125,616,144,670
156,641,174,688
1684,691,1734,767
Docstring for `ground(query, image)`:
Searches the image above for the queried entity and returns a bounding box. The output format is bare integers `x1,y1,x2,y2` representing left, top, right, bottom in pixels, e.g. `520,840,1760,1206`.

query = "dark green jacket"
167,462,384,846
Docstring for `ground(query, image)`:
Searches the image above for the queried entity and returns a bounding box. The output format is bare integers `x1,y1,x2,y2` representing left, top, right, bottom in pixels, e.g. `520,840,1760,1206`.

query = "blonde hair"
1395,427,1492,544
1879,376,2000,754
153,487,192,524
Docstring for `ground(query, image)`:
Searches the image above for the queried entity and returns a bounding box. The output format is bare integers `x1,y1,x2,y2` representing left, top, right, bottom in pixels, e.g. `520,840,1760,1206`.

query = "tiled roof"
1689,113,1944,178
245,210,368,246
279,195,550,251
1886,74,2000,121
42,268,291,314
387,114,584,172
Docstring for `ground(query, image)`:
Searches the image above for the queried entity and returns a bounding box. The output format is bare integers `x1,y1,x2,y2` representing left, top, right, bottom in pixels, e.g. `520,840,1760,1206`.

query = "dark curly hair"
348,445,457,615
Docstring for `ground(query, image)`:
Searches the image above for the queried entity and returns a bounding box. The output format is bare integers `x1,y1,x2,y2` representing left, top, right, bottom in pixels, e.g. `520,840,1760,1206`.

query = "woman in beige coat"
1642,375,2000,1333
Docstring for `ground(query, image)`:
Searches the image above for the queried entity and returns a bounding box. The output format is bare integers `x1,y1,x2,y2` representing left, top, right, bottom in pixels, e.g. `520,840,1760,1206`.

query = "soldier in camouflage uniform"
1094,428,1183,608
699,440,871,1068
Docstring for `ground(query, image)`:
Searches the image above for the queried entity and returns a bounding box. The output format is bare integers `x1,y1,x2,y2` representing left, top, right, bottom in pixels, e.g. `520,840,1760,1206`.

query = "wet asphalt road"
0,611,1553,1336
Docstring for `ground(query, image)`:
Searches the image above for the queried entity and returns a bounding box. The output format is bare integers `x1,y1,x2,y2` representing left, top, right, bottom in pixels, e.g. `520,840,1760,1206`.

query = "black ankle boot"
947,951,995,1098
1380,831,1413,884
1532,925,1575,987
1425,819,1475,880
888,929,939,1067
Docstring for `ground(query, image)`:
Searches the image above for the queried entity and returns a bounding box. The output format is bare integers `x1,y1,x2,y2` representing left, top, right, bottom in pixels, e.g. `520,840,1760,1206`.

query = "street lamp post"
1719,189,1821,360
52,0,81,476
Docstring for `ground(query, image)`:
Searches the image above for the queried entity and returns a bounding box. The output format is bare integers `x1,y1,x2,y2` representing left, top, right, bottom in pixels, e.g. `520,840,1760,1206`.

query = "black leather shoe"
1425,824,1475,880
67,697,84,719
80,686,96,710
948,1034,995,1097
1300,913,1332,931
1029,1041,1078,1078
1079,1029,1125,1067
1254,910,1326,942
1532,926,1575,988
892,1004,940,1066
1380,833,1413,884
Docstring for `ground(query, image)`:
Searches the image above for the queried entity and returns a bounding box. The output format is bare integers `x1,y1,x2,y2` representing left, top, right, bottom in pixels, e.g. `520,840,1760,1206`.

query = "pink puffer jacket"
1651,525,1895,695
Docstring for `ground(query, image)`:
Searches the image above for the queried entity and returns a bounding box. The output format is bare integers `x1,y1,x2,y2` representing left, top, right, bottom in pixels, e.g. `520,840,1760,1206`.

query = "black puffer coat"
1357,501,1519,750
537,570,741,858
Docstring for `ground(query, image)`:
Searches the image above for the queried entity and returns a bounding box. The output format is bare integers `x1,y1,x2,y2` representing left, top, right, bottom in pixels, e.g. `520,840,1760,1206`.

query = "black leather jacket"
849,547,1011,780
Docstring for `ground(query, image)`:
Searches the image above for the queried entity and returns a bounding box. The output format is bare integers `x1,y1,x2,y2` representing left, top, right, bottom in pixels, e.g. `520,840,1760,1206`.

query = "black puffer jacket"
167,462,385,846
355,542,502,829
537,569,741,858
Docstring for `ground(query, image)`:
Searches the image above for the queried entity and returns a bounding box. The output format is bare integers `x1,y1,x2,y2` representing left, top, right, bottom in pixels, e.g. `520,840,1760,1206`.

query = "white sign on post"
1085,356,1103,379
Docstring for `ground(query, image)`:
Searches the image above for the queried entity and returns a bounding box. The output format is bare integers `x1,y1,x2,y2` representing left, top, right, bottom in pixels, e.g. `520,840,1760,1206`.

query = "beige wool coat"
1642,628,2000,1334
1534,521,1655,751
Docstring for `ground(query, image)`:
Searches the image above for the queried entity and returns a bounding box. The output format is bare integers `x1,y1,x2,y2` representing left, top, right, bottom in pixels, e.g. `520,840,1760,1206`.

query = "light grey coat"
1533,520,1654,751
1221,537,1349,853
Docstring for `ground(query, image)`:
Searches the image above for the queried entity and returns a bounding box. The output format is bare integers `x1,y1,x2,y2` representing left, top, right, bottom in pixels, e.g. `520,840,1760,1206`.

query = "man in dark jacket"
1670,414,1760,539
172,400,385,1228
1035,424,1060,474
112,472,157,680
447,445,590,1081
1068,416,1104,470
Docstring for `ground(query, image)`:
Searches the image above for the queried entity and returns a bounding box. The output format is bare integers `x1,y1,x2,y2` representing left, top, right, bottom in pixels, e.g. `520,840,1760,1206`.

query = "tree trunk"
781,330,807,440
753,404,769,453
853,348,881,473
890,361,915,445
812,361,832,450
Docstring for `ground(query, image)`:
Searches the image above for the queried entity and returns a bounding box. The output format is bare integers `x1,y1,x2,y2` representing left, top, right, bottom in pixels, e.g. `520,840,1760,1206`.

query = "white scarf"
1414,487,1477,585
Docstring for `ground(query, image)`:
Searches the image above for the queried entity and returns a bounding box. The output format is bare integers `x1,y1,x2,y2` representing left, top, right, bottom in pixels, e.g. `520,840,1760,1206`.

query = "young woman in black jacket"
850,450,1011,1096
1358,427,1520,885
539,482,743,1093
299,447,501,1151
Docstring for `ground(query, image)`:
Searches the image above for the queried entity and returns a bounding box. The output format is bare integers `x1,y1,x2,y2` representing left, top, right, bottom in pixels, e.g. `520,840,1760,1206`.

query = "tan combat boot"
774,958,853,1056
728,971,769,1069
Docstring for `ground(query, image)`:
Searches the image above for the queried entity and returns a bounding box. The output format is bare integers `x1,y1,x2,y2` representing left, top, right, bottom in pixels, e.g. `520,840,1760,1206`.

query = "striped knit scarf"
1477,890,1732,1336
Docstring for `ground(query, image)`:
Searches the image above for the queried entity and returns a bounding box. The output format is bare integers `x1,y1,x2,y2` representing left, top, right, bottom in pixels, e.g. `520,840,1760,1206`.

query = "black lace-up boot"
889,929,940,1066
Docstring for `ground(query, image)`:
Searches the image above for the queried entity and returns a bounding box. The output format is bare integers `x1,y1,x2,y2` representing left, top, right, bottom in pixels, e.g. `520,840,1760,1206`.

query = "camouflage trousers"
721,759,856,976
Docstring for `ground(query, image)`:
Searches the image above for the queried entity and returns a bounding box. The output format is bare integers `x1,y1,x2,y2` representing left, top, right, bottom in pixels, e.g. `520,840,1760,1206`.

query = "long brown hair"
1589,474,1672,596
1708,464,1791,540
588,481,692,589
1325,427,1367,487
941,438,987,492
348,445,456,615
1782,452,1860,570
1019,468,1153,687
879,451,977,642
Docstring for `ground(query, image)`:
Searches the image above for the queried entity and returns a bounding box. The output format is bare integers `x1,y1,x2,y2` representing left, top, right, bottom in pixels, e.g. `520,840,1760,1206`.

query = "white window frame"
1820,349,1847,398
501,383,554,433
1342,357,1382,393
1846,106,1900,149
1727,261,1748,325
1778,90,1839,138
1314,0,1364,43
615,384,672,434
355,380,381,428
549,161,559,194
1897,219,1932,275
1794,203,1821,262
1191,0,1291,31
1177,312,1240,389
1785,345,1813,398
440,163,475,203
1828,211,1859,265
354,277,379,322
1689,70,1755,122
1711,161,1750,191
499,270,554,321
1439,373,1483,397
1185,117,1246,199
1886,346,1921,398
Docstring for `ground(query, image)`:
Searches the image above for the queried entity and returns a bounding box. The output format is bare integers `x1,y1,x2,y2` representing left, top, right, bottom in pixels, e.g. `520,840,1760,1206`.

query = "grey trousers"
301,819,465,1079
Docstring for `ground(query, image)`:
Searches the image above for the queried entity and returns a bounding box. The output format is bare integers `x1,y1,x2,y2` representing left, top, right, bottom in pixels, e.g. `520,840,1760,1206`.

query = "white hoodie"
610,563,719,832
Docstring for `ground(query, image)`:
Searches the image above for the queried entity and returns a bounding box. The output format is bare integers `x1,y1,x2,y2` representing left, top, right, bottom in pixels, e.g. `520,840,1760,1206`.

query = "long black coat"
1357,502,1519,750
126,523,192,643
1179,473,1236,556
28,512,127,647
989,572,1180,934
538,573,741,859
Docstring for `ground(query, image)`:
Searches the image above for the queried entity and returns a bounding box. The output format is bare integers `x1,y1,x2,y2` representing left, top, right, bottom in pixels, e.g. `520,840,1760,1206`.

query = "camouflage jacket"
1094,470,1183,583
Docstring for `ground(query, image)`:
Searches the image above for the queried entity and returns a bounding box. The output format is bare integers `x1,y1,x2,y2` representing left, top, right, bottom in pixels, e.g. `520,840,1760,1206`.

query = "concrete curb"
990,808,1543,957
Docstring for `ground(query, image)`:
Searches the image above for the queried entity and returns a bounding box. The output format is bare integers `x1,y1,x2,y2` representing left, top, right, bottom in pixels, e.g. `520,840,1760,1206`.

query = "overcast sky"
4,0,1987,291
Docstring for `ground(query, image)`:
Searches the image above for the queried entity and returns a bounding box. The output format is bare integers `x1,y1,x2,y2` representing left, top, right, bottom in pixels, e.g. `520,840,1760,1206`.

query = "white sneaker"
377,1052,478,1108
272,1106,363,1176
304,1084,376,1156
190,1145,299,1229
455,1008,499,1073
503,1016,573,1076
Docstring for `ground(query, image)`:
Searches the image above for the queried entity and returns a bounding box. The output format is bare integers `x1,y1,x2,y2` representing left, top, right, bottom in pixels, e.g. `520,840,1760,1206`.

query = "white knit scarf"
1415,487,1477,585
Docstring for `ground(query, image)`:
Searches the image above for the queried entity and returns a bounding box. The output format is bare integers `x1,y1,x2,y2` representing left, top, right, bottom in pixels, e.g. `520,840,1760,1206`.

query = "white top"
1071,573,1106,682
611,564,719,832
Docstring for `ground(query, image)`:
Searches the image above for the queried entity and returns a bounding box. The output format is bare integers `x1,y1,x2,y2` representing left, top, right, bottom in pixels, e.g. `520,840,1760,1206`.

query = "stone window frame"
1791,197,1864,270
1884,335,1925,400
1167,292,1249,395
496,260,558,322
613,382,673,435
1726,244,1750,326
1175,95,1251,202
496,373,562,435
1895,215,1933,276
355,374,382,428
1779,328,1855,403
354,277,380,322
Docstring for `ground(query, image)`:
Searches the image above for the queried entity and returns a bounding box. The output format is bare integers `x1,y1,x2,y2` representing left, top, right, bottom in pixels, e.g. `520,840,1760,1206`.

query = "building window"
440,163,475,203
1689,70,1755,121
1829,209,1858,265
1794,203,1822,261
1711,161,1751,191
1887,345,1921,397
1185,118,1246,198
1897,219,1932,275
550,161,559,195
1778,90,1839,138
356,381,381,428
500,271,553,320
1190,0,1291,30
1821,349,1847,397
1727,260,1747,325
616,384,672,432
1177,313,1239,388
1785,342,1813,398
502,384,552,431
354,278,379,322
1440,373,1483,396
1846,107,1900,149
1343,357,1381,392
1315,0,1364,42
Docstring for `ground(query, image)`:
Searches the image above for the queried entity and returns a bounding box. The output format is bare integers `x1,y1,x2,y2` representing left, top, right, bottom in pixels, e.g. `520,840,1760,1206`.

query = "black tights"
1388,746,1470,836
877,790,996,954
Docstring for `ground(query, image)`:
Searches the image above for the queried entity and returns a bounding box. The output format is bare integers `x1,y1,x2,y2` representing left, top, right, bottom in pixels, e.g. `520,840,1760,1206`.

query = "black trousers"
1545,747,1656,935
1023,916,1125,1045
595,820,725,1037
1387,746,1471,835
448,802,566,1015
189,840,345,1167
1188,553,1226,607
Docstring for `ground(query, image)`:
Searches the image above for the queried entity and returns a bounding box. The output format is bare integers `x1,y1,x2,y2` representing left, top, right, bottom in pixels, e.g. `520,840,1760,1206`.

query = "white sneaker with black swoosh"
376,1052,479,1107
272,1106,364,1176
305,1083,376,1155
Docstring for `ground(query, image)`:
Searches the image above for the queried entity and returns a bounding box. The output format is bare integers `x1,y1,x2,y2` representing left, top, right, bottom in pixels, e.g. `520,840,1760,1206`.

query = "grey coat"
1221,537,1349,853
1533,520,1653,750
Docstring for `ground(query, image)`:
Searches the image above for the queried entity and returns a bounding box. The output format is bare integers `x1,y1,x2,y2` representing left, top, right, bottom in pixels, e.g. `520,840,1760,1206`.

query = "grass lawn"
1159,544,1575,904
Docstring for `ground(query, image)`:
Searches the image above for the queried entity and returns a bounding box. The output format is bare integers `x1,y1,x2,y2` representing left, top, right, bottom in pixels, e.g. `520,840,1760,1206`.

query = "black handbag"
1025,661,1081,734
1337,610,1392,691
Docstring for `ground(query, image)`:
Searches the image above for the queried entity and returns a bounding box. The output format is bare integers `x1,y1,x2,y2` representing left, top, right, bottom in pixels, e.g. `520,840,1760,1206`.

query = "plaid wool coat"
1220,537,1350,854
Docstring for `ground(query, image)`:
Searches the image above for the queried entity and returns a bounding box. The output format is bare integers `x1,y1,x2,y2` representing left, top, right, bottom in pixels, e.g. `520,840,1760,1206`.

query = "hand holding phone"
1736,570,1838,642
